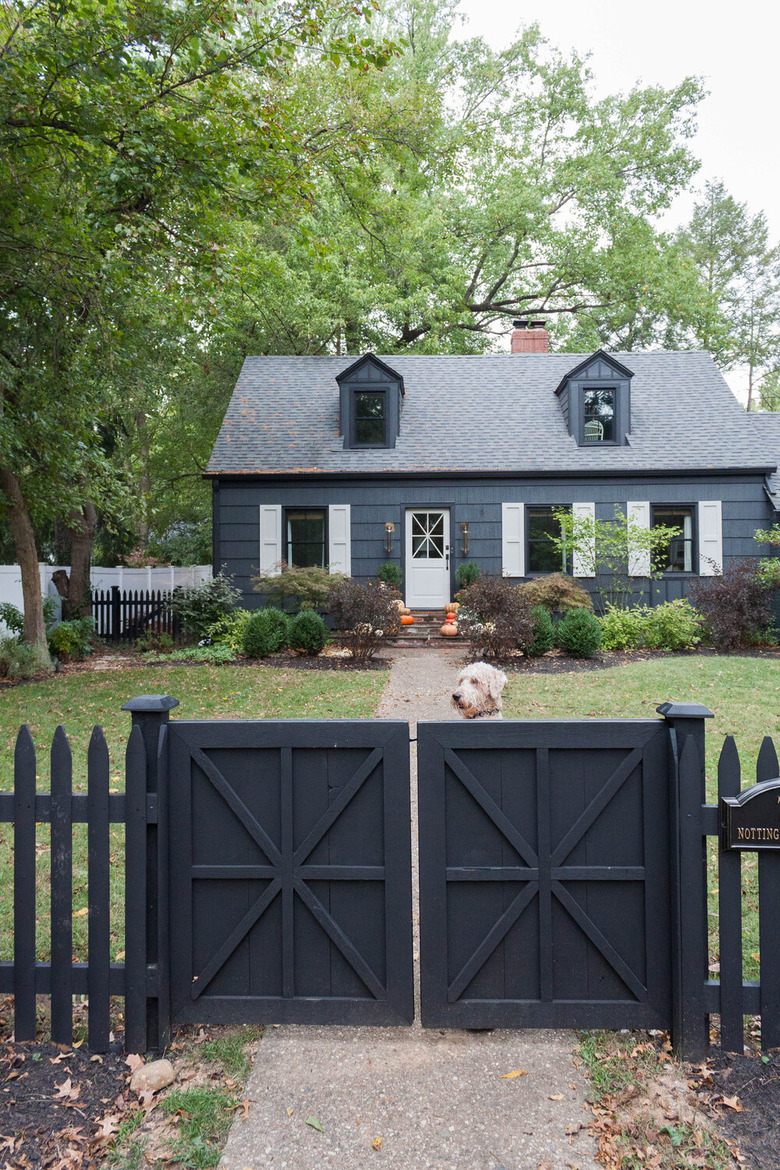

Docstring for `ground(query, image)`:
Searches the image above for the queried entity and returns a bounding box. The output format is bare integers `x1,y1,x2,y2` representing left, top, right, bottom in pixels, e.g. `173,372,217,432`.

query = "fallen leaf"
72,907,88,918
125,1054,143,1073
500,1069,528,1078
286,1107,294,1117
548,1094,564,1101
54,1077,81,1102
716,1095,743,1112
372,1136,382,1150
306,1115,323,1132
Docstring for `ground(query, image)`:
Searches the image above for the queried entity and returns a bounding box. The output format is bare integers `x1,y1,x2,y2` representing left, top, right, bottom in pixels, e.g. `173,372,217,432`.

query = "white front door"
405,509,450,609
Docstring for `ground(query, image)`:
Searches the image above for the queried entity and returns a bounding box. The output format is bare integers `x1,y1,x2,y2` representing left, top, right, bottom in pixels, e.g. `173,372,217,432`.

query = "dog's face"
451,661,508,718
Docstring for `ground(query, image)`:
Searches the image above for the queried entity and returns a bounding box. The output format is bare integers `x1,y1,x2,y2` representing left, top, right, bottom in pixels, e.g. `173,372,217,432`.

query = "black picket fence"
92,585,180,643
1,698,779,1058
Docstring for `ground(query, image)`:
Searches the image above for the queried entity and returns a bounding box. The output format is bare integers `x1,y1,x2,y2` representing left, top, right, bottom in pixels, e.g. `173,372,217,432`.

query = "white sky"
455,0,780,238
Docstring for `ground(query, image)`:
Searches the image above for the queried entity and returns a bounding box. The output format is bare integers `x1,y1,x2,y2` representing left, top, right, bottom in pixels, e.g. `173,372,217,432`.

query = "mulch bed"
706,1045,780,1169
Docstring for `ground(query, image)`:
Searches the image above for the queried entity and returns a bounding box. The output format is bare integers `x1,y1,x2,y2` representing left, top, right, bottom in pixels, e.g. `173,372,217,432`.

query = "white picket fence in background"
0,564,212,635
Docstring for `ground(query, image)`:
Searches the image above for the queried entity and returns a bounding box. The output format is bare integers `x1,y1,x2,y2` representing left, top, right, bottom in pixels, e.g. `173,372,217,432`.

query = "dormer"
555,351,633,447
337,354,404,450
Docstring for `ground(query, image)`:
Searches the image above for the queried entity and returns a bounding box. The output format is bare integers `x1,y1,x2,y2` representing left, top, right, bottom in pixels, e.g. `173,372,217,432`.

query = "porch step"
390,610,460,647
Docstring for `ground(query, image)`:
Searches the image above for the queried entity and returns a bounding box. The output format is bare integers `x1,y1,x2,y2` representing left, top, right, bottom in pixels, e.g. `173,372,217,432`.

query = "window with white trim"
285,509,326,568
526,506,570,573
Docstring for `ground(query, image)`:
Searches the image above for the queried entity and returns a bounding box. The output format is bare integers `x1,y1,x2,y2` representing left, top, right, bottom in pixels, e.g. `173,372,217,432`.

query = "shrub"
456,561,481,589
689,558,774,649
208,608,254,650
252,563,344,611
141,643,238,665
48,616,95,662
457,574,535,659
0,602,25,638
527,605,555,657
517,573,592,614
288,610,330,656
134,631,174,654
555,607,602,658
376,562,403,590
0,637,52,679
241,608,290,658
328,579,401,662
599,605,643,651
642,600,703,650
172,573,241,639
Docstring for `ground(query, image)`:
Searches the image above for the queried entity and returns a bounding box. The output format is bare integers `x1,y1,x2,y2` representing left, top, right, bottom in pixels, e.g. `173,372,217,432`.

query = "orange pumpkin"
440,621,458,637
401,614,415,625
445,612,456,622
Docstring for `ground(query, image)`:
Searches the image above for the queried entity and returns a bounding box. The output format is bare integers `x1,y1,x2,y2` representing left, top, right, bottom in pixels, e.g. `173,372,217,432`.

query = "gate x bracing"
6,697,780,1061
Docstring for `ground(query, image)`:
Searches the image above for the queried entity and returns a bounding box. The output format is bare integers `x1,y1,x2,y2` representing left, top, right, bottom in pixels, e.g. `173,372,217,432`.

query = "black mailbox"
720,776,780,851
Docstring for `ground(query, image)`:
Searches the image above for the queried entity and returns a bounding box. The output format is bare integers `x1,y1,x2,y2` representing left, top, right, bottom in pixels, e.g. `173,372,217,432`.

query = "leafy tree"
549,507,681,609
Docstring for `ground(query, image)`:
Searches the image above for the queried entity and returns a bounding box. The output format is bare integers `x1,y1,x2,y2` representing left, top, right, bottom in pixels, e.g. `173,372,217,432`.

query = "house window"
527,506,569,573
652,506,694,572
286,509,326,568
582,388,615,443
353,390,386,446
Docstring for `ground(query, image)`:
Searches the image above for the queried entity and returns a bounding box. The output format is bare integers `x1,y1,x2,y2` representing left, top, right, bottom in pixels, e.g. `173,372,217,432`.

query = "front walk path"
219,649,600,1170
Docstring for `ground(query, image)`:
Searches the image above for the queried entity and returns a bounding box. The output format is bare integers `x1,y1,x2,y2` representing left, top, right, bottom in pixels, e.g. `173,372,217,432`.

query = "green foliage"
551,507,681,609
241,608,290,658
517,573,593,614
142,644,237,665
599,600,703,651
755,558,780,589
457,575,536,659
161,1087,236,1169
287,611,330,656
252,565,344,611
0,602,24,638
133,631,174,654
0,637,52,680
150,520,213,567
327,579,400,661
172,574,240,640
455,562,481,589
555,608,602,658
755,524,780,545
201,1027,262,1079
47,617,95,662
527,605,555,657
207,609,254,650
376,561,403,590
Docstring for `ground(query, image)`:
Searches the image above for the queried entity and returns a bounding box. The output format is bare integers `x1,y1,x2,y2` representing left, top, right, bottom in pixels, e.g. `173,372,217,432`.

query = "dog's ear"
489,668,508,703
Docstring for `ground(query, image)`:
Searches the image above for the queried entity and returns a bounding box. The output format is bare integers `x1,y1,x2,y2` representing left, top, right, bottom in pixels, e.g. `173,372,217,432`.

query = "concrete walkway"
219,650,600,1170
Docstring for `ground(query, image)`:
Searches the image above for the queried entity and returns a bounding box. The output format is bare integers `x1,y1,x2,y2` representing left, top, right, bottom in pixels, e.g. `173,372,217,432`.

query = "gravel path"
220,649,599,1170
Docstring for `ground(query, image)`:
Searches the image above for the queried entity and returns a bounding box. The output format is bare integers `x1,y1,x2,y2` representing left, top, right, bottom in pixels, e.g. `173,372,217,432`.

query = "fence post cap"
121,694,180,713
656,701,714,719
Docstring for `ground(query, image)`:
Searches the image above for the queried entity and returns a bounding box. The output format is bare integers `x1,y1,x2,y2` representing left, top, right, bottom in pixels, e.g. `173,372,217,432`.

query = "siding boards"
216,475,774,607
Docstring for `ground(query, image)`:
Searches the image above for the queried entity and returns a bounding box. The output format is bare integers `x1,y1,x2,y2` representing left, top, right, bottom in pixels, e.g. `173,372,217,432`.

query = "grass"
161,1086,236,1168
0,664,387,961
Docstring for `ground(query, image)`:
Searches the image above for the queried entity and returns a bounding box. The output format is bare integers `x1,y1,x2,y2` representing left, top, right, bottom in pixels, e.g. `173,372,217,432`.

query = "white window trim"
501,503,525,577
572,502,596,577
627,501,651,577
259,505,282,576
698,500,723,576
328,504,352,575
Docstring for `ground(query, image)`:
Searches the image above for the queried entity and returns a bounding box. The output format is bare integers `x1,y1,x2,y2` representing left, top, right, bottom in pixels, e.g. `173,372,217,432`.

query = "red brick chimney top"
511,319,549,354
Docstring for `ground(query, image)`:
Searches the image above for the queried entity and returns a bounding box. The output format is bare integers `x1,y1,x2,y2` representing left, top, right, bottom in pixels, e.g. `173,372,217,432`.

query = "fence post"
121,694,179,1054
111,585,121,643
658,701,714,1061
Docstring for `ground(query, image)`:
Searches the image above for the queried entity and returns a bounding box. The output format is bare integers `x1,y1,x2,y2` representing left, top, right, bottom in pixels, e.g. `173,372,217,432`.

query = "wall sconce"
460,521,469,557
384,522,395,556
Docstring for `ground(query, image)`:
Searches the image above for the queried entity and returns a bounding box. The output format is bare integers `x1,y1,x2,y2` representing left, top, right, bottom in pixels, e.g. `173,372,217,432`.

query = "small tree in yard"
457,574,536,659
328,579,400,662
252,563,344,611
689,558,778,649
549,507,681,609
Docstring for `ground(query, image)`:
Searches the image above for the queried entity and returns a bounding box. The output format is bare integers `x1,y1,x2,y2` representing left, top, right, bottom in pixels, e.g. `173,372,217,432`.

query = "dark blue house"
206,322,780,610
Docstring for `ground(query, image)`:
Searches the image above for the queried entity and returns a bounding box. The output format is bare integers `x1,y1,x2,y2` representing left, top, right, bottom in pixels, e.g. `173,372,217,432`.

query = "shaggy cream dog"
451,662,507,719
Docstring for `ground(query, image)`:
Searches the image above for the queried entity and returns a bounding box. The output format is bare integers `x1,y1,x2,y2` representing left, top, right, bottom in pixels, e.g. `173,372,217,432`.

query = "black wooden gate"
418,720,673,1030
167,720,413,1027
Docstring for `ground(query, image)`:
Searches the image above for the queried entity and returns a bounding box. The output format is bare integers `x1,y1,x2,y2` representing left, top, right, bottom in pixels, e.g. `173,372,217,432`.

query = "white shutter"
572,502,596,577
627,501,651,577
259,505,282,576
501,503,525,577
328,504,351,575
698,500,723,575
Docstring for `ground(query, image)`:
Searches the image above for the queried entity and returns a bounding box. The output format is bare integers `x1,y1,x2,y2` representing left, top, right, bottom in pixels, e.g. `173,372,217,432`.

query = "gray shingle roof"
206,351,779,477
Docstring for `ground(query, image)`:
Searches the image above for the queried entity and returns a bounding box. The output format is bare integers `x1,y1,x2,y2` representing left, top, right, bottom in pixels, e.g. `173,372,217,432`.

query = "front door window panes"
583,388,615,442
652,507,693,572
527,507,568,573
411,512,445,559
287,510,326,568
354,391,386,446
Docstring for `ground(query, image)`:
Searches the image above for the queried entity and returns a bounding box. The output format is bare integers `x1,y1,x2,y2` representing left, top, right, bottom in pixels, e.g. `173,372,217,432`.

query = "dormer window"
555,351,632,448
354,390,387,446
336,353,404,450
583,388,615,443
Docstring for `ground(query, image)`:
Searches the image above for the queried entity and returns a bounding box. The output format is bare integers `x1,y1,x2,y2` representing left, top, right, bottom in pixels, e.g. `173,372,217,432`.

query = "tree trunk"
0,466,50,658
136,409,151,548
51,502,97,619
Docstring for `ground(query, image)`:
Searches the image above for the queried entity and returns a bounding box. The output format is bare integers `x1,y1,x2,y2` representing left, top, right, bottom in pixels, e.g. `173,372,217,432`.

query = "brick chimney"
511,319,549,354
